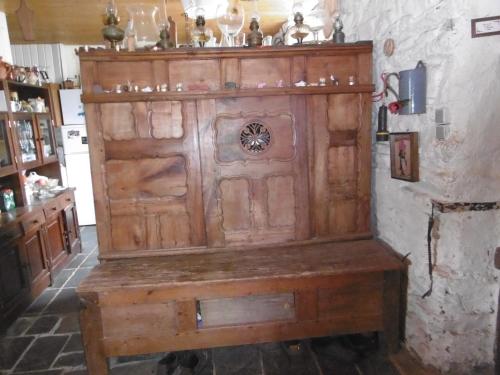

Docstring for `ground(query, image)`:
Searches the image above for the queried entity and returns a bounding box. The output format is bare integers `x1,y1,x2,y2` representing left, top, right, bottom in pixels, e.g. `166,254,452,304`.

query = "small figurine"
224,82,238,89
141,86,153,93
330,74,339,86
257,82,267,89
348,76,357,86
176,83,183,92
319,77,326,86
115,84,122,93
332,15,345,44
294,80,307,87
276,80,285,88
160,83,168,92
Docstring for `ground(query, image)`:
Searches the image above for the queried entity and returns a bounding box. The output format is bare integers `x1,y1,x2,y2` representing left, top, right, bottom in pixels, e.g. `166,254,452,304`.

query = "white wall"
0,11,13,64
11,44,64,82
342,0,500,373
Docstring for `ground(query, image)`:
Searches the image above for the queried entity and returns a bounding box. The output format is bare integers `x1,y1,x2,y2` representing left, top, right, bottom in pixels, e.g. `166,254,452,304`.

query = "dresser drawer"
58,191,75,207
21,211,46,235
43,201,62,220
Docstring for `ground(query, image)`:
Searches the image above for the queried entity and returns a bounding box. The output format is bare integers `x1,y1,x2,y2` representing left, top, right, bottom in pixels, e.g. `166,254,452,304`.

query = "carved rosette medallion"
239,121,271,154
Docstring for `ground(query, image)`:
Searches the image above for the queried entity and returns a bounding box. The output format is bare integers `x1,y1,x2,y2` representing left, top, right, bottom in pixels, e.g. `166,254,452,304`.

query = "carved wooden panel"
215,114,294,163
151,102,183,139
169,60,220,90
97,62,154,91
106,157,187,199
101,103,136,141
328,94,360,131
309,94,371,237
98,100,206,254
306,56,358,86
240,58,291,88
101,102,184,141
198,96,309,247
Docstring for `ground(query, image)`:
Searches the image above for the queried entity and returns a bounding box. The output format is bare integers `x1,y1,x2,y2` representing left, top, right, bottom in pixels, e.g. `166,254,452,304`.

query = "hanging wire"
422,204,435,299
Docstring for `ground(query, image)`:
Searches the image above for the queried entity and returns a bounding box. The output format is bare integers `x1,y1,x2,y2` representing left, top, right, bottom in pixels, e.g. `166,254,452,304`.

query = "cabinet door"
46,214,69,274
63,204,81,253
22,230,51,296
0,243,28,313
0,115,17,177
36,114,58,164
12,114,41,169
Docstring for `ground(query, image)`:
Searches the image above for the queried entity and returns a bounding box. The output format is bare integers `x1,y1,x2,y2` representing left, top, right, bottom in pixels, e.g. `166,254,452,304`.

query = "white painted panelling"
60,44,103,82
11,44,63,83
0,12,13,64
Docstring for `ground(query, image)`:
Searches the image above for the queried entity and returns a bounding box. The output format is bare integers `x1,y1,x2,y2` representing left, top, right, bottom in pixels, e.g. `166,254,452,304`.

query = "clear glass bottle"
216,0,245,47
127,5,159,48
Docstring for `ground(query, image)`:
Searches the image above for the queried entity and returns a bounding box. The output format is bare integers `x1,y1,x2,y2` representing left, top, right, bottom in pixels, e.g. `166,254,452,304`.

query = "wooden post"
80,293,109,375
382,270,401,353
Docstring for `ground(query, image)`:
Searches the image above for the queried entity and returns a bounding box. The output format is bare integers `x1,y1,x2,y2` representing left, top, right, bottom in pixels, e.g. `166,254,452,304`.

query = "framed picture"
390,132,419,182
471,16,500,38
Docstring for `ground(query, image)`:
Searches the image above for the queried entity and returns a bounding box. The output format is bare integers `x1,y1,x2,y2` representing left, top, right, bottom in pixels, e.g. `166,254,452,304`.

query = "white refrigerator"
60,89,96,226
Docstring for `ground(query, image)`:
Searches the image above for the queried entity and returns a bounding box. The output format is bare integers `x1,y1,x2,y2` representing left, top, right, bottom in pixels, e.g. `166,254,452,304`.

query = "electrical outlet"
436,124,450,141
435,107,449,124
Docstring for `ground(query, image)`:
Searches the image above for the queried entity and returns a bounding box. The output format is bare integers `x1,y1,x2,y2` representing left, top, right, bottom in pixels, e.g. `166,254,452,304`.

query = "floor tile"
80,256,99,268
3,317,36,337
64,255,86,270
311,337,361,374
45,290,80,315
26,316,60,335
14,336,68,372
55,314,80,334
261,341,319,375
0,336,34,370
62,334,83,353
24,290,58,315
110,360,158,375
213,345,262,375
51,270,75,288
65,268,93,288
53,352,86,368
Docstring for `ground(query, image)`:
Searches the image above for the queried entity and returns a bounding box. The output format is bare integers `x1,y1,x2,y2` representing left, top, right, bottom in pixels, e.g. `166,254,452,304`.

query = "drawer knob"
32,220,38,224
283,303,291,310
52,207,58,211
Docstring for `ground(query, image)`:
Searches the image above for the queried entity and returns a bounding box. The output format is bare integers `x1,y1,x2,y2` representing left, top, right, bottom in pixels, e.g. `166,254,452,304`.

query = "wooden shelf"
82,85,375,103
79,42,374,62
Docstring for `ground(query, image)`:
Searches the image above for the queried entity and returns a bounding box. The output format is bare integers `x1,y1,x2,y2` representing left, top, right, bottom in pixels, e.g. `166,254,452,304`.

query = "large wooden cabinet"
0,190,81,330
80,43,373,259
77,44,405,374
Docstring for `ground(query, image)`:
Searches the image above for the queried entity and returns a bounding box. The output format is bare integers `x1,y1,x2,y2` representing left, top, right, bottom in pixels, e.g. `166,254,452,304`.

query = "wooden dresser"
77,43,405,374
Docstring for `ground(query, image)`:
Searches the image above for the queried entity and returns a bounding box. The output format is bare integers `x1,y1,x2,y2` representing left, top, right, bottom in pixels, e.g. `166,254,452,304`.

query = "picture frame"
389,132,419,182
471,16,500,38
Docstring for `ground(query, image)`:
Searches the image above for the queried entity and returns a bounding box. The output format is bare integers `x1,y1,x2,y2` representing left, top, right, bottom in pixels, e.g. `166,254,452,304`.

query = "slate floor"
0,226,408,375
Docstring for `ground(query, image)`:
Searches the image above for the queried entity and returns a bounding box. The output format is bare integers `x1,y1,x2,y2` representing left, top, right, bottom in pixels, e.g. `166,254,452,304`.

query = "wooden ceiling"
2,0,294,45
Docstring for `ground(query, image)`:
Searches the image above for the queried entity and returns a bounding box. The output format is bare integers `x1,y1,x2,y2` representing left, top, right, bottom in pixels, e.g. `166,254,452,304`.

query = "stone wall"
341,0,500,372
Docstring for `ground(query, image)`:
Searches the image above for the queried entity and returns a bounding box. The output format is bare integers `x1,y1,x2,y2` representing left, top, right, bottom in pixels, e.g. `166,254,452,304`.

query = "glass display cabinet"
36,114,57,164
0,114,17,177
12,114,41,170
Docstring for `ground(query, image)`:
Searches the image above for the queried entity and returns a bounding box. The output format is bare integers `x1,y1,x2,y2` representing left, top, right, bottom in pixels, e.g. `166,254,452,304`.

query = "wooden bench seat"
77,239,404,374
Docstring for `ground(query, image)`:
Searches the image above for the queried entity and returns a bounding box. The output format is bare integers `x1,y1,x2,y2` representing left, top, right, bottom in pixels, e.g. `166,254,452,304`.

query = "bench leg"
80,292,109,375
382,270,402,353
